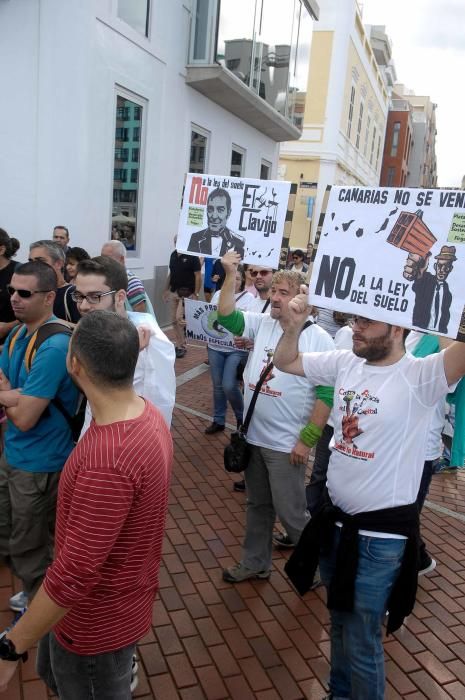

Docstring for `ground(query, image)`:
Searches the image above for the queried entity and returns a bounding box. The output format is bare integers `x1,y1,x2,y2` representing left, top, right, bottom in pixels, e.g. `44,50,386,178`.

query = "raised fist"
403,252,431,281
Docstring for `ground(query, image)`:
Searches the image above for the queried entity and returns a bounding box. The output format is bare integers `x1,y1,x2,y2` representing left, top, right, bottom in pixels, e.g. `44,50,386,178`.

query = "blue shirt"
0,318,79,472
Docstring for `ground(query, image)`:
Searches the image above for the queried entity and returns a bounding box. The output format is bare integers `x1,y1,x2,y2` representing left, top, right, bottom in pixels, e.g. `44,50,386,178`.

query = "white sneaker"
9,591,28,612
130,655,139,693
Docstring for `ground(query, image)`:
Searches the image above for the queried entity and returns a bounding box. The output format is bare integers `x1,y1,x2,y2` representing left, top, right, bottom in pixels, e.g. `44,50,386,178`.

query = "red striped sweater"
43,401,173,654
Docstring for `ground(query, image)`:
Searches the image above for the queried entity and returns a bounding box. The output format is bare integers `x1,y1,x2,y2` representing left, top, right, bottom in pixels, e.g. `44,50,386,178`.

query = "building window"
189,127,209,173
114,148,129,162
370,125,376,165
376,134,382,170
355,102,364,150
230,146,245,178
111,94,143,252
347,86,356,139
364,115,371,157
198,0,314,123
117,0,150,37
391,122,401,157
387,167,395,186
260,160,271,180
114,168,127,182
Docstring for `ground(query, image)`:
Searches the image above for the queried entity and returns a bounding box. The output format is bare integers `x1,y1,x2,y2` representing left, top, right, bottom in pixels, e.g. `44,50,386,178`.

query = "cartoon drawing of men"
187,188,245,258
404,245,456,334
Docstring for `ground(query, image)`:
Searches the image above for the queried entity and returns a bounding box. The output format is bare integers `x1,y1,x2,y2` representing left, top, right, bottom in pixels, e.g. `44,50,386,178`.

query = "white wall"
0,0,279,283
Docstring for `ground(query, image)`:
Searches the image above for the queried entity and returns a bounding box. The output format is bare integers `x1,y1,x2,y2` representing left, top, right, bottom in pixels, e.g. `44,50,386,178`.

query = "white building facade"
279,0,389,249
0,0,318,321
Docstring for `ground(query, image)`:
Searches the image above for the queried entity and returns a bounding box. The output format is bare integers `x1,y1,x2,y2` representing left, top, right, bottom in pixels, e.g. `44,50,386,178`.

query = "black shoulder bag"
224,318,313,473
224,360,273,473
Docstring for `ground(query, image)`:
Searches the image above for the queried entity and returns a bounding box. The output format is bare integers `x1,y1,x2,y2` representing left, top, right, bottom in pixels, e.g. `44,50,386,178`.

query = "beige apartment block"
279,0,390,249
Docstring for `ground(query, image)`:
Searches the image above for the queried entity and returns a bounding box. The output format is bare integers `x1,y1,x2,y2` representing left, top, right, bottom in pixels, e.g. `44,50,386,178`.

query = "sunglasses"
7,286,53,299
250,270,272,277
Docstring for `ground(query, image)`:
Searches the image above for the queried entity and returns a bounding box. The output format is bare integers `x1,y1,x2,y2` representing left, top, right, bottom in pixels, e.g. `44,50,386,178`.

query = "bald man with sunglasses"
0,261,79,614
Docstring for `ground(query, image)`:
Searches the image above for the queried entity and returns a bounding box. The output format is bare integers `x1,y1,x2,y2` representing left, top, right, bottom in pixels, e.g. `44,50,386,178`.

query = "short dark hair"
71,311,139,388
66,246,90,264
0,228,20,259
208,187,231,212
53,225,69,238
76,256,128,292
14,261,58,291
293,249,304,259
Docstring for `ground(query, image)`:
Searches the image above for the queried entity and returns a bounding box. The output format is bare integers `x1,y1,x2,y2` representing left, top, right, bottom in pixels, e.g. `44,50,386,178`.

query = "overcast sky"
361,0,464,187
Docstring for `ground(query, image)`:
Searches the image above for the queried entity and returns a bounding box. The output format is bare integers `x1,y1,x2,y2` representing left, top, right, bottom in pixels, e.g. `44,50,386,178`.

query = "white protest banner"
177,173,291,269
184,298,236,349
309,186,465,339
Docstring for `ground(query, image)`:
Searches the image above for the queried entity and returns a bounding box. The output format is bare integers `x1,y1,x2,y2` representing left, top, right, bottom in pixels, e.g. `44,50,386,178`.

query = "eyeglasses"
250,270,273,277
7,286,53,299
71,290,117,304
349,316,374,330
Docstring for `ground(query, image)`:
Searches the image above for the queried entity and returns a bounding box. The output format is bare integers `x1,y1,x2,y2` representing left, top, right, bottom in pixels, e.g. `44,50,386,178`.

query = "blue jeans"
37,631,135,699
320,528,406,700
207,347,246,425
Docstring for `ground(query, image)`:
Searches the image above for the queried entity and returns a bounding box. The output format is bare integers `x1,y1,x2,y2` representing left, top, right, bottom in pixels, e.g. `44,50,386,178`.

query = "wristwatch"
0,634,28,662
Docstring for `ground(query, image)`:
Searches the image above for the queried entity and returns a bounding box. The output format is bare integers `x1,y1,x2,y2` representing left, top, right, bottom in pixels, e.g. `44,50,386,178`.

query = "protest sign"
177,173,291,269
309,186,465,339
184,298,236,349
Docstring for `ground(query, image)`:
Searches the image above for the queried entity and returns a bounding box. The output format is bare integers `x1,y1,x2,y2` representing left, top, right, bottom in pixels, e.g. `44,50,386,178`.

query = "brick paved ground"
2,336,465,699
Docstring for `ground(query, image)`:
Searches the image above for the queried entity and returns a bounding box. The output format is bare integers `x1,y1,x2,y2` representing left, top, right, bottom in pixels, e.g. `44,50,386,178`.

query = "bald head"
101,240,127,265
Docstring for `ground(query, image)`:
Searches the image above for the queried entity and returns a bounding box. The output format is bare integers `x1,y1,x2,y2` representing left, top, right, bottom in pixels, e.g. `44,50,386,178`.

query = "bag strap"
241,318,312,435
242,360,273,435
235,291,247,303
261,298,270,313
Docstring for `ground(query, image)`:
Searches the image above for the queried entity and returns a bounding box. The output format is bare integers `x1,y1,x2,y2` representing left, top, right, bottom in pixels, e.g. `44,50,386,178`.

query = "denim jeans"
242,445,309,571
37,631,135,699
207,347,246,425
319,528,406,700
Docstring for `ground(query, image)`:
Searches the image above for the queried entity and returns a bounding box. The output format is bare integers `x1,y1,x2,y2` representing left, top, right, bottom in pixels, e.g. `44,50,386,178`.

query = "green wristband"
299,422,323,448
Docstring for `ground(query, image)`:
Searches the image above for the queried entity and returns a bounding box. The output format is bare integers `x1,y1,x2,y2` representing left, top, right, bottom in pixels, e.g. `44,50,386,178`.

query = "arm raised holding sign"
273,287,309,377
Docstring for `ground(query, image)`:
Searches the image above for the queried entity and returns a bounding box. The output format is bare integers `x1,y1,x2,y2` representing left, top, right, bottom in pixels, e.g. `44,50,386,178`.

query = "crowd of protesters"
0,225,463,700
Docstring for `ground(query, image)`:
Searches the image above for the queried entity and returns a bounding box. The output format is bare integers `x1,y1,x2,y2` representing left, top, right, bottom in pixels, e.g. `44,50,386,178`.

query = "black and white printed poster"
177,173,291,269
309,186,465,339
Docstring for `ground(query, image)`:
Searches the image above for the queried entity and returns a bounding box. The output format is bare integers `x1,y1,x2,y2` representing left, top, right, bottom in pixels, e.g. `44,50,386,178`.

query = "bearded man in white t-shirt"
217,252,334,584
273,295,465,700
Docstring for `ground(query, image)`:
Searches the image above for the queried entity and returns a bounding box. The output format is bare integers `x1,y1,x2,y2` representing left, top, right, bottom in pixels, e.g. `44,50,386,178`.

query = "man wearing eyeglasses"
217,252,334,582
0,261,79,614
73,256,175,433
273,303,464,700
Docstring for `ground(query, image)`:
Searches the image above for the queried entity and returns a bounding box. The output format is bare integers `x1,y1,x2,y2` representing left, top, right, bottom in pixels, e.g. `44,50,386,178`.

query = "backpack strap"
8,324,26,359
25,321,72,371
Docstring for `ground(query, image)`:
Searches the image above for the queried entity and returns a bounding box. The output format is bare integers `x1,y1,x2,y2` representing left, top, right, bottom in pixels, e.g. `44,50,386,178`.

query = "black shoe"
272,532,295,548
233,479,245,492
418,552,437,576
175,347,186,358
205,422,225,434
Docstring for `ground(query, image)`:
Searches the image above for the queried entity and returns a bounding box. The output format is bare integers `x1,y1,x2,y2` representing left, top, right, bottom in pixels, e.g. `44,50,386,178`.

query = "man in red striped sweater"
0,311,173,699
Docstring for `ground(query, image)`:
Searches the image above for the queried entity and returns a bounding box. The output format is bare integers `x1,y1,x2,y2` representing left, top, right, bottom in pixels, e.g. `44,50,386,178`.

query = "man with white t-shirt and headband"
217,251,334,583
273,294,465,700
